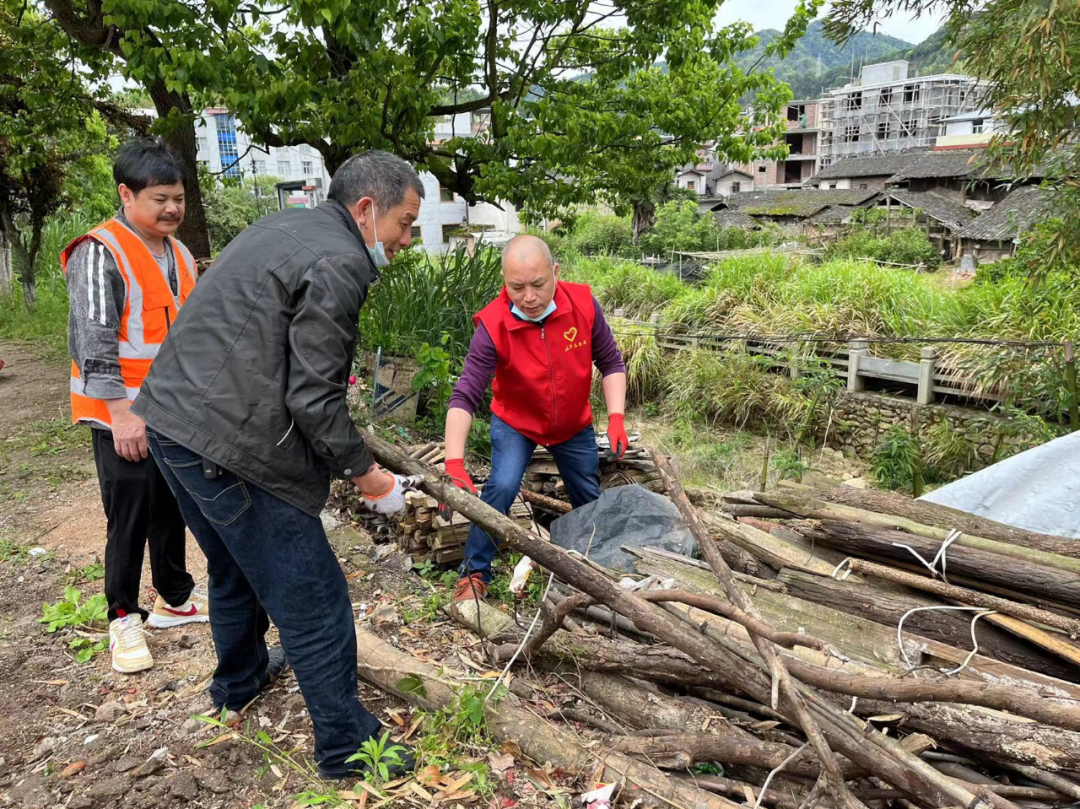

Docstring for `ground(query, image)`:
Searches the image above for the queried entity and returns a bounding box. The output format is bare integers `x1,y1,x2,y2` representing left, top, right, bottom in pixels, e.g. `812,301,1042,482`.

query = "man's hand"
107,400,148,462
358,467,421,516
606,413,628,461
443,458,477,494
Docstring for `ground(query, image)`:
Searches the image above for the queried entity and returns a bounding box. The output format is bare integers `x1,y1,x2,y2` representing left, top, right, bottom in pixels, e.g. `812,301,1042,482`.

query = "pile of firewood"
522,438,664,499
395,490,539,563
361,431,1080,809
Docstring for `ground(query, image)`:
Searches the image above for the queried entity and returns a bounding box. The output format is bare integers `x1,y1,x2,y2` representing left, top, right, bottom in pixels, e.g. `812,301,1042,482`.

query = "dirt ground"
0,341,572,809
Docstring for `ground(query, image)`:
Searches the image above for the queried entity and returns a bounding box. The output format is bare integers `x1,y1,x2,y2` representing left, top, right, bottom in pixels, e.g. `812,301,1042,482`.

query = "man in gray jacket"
133,151,422,779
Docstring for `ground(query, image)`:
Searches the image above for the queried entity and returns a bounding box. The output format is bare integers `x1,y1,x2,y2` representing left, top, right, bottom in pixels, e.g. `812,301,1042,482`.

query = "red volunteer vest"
475,281,596,446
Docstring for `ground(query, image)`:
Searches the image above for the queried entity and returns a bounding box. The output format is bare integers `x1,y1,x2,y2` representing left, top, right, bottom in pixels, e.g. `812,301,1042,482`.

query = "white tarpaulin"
920,430,1080,539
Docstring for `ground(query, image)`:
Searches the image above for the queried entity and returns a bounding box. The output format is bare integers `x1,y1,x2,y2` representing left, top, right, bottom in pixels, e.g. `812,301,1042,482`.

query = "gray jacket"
132,200,378,516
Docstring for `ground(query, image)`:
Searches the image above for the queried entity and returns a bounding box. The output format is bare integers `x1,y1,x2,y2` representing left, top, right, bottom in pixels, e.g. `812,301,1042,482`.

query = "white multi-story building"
818,61,987,165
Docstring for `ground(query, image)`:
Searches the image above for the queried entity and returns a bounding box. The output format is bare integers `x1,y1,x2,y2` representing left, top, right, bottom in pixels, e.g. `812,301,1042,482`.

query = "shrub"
824,227,941,270
607,318,663,404
564,211,633,256
589,261,687,319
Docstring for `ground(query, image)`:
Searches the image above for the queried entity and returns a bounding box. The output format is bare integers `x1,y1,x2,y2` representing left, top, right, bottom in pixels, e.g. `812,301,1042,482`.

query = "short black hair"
113,137,184,193
328,150,425,210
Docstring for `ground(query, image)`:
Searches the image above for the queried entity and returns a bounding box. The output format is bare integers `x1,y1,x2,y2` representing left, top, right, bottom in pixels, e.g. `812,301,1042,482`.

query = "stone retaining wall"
823,391,1034,463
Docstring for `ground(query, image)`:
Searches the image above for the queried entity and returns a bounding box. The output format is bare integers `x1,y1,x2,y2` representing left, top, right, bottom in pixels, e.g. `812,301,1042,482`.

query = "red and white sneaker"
146,587,210,629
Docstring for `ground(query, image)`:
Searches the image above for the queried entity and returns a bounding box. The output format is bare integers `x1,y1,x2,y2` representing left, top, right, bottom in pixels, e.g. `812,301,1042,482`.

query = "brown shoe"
453,573,488,602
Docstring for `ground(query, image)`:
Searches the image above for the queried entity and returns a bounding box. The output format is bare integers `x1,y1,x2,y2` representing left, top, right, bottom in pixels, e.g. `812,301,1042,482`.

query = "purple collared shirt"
448,296,626,415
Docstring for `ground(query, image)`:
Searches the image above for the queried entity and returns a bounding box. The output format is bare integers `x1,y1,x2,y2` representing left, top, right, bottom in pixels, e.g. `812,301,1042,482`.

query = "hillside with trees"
741,20,964,101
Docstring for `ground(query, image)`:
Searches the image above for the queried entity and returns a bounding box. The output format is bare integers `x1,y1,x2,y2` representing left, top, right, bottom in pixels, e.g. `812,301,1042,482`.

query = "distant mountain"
738,20,967,102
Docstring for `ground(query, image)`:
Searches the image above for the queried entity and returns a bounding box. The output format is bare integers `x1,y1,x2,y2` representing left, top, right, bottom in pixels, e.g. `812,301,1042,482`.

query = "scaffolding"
819,72,987,165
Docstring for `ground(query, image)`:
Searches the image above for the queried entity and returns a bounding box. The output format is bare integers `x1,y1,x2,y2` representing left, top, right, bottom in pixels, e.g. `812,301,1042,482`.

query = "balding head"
501,234,560,320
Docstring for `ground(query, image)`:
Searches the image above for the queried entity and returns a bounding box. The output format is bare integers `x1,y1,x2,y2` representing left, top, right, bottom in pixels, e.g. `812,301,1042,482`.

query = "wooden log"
353,626,739,809
777,568,1079,683
822,486,1080,560
843,558,1080,637
365,432,1003,809
517,489,571,514
759,491,1080,577
812,520,1080,609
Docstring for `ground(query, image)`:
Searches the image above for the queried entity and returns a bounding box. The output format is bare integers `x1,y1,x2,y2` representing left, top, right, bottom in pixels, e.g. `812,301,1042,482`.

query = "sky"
716,0,946,44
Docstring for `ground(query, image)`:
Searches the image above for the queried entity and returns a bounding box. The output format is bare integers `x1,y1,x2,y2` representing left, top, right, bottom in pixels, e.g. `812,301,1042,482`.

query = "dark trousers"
462,414,601,581
146,429,382,776
92,428,194,622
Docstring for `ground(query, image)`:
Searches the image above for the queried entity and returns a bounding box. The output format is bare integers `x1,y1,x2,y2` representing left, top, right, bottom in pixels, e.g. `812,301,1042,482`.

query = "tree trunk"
778,568,1079,683
821,486,1080,560
0,224,12,295
632,199,655,244
353,626,740,809
809,520,1080,610
146,82,211,260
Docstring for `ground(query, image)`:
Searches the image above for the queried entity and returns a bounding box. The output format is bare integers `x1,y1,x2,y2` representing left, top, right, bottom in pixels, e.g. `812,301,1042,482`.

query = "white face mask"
367,202,390,268
511,281,558,322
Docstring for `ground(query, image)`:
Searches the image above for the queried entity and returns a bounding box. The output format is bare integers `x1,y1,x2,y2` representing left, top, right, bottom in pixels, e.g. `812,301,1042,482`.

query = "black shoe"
319,743,417,781
262,647,290,686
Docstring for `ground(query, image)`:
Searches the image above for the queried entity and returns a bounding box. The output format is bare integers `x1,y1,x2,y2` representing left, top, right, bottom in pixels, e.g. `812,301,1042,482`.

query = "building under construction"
818,61,986,166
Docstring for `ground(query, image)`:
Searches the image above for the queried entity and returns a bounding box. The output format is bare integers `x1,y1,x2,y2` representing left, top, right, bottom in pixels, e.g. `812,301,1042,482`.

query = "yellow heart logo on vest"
563,327,578,342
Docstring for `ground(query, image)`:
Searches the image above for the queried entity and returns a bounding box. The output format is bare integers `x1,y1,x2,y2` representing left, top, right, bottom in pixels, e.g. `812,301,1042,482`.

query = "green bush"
588,260,687,319
565,211,633,256
824,227,941,270
871,424,924,491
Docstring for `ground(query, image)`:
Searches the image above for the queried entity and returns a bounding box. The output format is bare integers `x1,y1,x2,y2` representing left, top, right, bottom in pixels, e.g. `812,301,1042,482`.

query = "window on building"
686,180,695,190
254,160,267,175
410,226,423,241
787,103,805,122
877,122,888,140
439,186,454,202
827,183,837,190
441,224,457,243
844,125,860,143
195,136,208,153
215,115,241,179
757,165,767,173
302,160,313,175
903,85,920,103
730,181,741,193
972,119,985,134
197,159,209,171
277,159,291,175
300,144,312,155
859,183,869,190
880,87,893,105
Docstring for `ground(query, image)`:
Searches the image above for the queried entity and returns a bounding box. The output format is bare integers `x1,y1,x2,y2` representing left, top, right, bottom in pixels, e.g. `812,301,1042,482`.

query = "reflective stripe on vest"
61,218,196,427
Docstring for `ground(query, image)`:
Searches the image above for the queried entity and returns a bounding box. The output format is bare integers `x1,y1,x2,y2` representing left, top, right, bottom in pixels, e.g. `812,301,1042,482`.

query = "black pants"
92,428,194,621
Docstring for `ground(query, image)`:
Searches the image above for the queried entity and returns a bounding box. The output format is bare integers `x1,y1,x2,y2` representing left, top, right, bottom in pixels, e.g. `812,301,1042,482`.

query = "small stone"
180,718,203,735
114,754,142,773
94,701,126,723
193,766,230,794
371,604,399,626
31,736,56,761
68,797,94,809
177,635,196,650
133,757,165,778
169,771,198,801
85,774,132,801
83,734,101,747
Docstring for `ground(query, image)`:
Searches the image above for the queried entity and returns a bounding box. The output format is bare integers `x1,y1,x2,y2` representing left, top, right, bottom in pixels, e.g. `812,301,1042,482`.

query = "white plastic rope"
896,604,997,675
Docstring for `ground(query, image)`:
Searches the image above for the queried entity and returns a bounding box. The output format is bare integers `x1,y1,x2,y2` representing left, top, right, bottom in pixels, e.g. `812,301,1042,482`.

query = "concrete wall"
413,172,468,253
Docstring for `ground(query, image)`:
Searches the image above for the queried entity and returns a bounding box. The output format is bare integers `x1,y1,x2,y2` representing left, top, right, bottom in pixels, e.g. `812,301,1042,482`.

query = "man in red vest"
63,138,208,675
444,234,627,600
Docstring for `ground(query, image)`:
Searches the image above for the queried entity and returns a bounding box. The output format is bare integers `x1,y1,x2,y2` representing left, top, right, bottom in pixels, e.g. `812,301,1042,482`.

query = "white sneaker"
109,614,153,674
146,587,210,629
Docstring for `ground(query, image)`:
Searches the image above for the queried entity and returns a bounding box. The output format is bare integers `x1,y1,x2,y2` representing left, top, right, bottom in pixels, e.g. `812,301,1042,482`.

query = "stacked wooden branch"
395,489,539,563
366,432,1080,809
521,435,665,501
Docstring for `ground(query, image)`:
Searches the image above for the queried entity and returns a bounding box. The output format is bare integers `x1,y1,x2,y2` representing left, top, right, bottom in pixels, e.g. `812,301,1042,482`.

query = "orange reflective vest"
61,218,196,428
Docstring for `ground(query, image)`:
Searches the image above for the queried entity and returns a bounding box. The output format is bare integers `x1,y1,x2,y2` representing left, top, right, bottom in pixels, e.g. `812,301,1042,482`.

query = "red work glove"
606,414,628,460
444,458,477,494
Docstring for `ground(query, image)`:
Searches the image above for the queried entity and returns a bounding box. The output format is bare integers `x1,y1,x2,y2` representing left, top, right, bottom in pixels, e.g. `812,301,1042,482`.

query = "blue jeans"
146,430,382,777
462,415,601,581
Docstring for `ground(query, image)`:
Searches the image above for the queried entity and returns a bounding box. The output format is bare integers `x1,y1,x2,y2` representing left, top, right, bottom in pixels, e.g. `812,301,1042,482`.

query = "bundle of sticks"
363,432,1080,809
395,490,540,563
